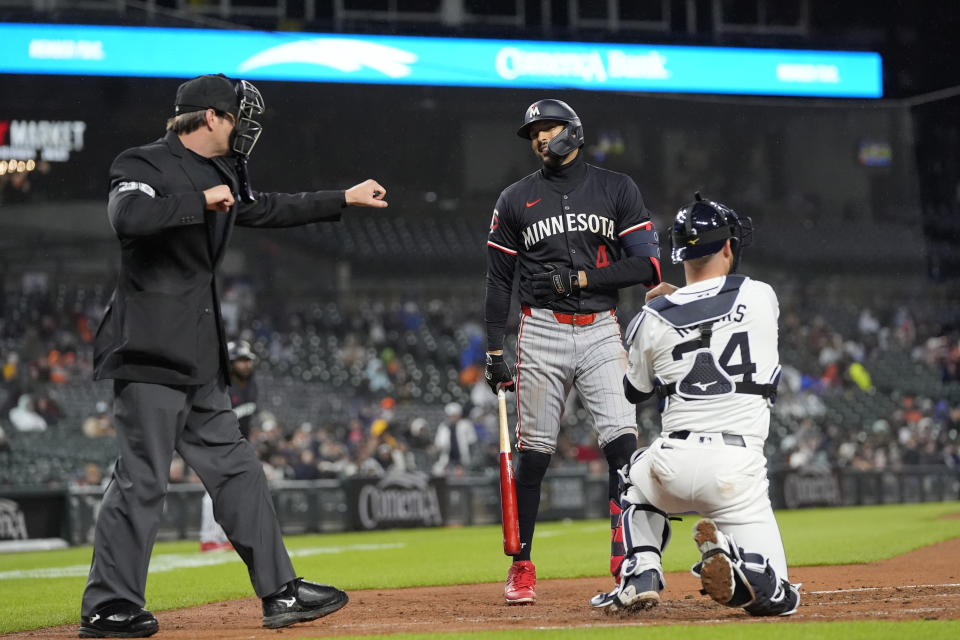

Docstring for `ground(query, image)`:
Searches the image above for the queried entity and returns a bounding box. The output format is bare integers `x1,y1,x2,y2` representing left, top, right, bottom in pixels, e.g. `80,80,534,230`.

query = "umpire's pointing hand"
485,352,515,394
345,179,388,208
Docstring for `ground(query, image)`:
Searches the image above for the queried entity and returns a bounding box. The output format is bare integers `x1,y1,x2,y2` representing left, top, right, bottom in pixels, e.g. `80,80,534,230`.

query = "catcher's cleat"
693,518,735,605
690,560,703,578
614,569,663,611
589,587,618,608
262,578,348,629
693,518,756,607
78,600,158,638
504,560,536,604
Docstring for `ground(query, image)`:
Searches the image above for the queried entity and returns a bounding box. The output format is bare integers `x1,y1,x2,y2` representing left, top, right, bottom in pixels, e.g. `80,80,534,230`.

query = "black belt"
655,380,777,400
667,430,745,447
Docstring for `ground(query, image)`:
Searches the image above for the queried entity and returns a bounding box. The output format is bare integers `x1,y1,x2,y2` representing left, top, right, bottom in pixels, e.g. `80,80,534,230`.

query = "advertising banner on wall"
0,493,66,541
346,472,447,531
0,118,87,163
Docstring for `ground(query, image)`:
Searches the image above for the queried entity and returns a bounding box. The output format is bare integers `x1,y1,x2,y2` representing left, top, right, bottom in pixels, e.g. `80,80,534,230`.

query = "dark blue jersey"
484,154,660,349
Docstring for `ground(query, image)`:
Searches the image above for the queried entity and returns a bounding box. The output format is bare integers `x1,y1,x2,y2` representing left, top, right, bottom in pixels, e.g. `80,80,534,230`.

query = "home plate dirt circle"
6,538,960,639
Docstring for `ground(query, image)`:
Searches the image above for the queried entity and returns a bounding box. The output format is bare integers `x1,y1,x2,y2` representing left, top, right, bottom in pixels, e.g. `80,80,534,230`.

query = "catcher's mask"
516,98,584,159
174,74,264,159
230,79,264,159
671,192,753,272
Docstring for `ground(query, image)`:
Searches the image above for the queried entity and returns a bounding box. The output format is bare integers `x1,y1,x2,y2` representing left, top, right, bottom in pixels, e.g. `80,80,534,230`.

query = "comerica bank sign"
0,23,882,98
348,472,446,531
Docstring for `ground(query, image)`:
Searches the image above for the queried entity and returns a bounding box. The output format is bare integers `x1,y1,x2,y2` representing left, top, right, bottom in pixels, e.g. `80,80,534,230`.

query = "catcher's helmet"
516,99,584,157
228,340,256,362
671,192,753,271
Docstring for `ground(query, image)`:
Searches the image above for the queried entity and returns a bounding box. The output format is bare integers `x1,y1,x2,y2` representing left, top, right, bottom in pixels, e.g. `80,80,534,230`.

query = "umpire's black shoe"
78,600,158,638
262,578,349,629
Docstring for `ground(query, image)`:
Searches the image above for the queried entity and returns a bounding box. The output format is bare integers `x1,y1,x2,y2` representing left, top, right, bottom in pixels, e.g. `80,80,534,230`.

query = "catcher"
592,193,800,617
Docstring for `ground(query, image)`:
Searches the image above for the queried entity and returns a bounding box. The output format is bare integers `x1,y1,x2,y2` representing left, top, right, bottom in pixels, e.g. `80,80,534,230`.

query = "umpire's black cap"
174,73,238,116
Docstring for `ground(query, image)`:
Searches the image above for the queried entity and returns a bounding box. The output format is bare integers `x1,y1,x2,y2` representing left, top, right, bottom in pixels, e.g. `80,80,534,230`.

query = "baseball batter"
483,99,661,604
594,193,799,616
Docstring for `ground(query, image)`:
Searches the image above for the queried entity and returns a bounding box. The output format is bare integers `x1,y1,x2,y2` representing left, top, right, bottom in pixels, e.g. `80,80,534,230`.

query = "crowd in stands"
766,278,960,471
2,268,960,491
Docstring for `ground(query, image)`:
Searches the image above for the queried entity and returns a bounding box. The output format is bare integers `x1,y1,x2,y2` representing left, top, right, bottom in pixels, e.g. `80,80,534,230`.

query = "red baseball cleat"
504,560,536,604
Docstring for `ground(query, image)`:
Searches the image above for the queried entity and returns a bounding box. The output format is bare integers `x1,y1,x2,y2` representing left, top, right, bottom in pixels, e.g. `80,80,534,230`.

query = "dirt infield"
8,537,960,639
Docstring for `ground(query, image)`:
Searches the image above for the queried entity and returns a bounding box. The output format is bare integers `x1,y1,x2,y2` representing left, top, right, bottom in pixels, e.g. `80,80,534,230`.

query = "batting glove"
530,265,580,305
484,353,515,394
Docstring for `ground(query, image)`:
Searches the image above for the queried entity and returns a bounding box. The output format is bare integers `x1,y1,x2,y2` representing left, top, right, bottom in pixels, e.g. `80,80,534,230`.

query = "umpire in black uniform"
79,74,387,638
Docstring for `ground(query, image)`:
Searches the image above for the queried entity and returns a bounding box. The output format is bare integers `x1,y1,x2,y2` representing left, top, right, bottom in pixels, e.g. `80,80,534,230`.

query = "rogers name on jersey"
671,303,748,337
521,213,615,249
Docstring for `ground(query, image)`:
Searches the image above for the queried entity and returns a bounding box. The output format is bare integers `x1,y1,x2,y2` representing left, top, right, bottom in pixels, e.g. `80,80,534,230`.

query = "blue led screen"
0,23,882,98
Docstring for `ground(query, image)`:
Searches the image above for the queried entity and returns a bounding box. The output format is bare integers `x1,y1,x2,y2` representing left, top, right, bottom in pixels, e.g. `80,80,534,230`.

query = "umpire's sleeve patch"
116,181,156,197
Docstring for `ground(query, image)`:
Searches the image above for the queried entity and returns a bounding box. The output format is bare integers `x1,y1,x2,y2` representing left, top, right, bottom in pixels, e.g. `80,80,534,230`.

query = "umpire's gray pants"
81,377,295,615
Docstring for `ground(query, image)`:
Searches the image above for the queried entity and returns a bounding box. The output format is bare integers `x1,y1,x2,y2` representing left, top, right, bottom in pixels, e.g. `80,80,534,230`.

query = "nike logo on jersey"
525,199,541,207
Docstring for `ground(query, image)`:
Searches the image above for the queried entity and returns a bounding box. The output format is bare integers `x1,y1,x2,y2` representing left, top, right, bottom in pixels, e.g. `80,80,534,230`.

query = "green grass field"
330,621,960,640
1,501,959,637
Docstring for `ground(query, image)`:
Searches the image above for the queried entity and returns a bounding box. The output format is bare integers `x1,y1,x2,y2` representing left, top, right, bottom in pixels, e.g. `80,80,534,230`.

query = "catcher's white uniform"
613,273,796,615
627,275,779,442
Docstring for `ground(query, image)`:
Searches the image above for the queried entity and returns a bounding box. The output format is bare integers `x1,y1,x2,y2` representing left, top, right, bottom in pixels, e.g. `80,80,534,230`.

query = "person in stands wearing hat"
79,73,388,638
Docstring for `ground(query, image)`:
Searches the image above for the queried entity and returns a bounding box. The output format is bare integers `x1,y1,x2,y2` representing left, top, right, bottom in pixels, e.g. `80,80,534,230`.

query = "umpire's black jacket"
93,130,344,386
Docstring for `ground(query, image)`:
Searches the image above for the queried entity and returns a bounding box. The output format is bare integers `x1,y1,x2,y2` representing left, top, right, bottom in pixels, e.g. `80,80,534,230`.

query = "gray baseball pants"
515,307,637,453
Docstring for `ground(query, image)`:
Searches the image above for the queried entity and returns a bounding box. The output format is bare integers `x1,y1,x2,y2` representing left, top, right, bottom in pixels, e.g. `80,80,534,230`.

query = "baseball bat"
498,389,521,556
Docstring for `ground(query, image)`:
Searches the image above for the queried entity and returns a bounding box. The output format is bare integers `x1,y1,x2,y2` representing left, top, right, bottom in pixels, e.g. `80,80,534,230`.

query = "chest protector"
644,276,779,404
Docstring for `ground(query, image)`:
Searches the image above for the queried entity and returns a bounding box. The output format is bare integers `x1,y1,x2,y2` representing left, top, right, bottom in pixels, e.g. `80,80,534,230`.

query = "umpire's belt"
522,306,613,326
667,430,745,447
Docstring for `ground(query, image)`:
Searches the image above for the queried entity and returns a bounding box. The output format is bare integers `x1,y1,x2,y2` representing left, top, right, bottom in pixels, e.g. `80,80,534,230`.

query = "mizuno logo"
525,199,541,207
278,597,296,607
89,614,100,624
688,238,699,245
691,381,716,391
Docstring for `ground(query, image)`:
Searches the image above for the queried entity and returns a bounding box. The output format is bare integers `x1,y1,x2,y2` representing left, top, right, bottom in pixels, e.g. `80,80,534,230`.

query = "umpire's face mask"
230,80,264,159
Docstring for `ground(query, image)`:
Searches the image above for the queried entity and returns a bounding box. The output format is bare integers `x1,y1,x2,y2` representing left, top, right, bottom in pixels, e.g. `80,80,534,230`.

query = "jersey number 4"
671,331,757,382
595,245,610,268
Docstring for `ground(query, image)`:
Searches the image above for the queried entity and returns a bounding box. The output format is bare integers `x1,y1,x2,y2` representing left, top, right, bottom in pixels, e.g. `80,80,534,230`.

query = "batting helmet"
670,192,753,271
228,340,256,362
516,99,584,157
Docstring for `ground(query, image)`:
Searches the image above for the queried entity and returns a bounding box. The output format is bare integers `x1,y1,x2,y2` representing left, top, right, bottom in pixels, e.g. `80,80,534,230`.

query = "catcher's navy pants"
81,376,295,615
